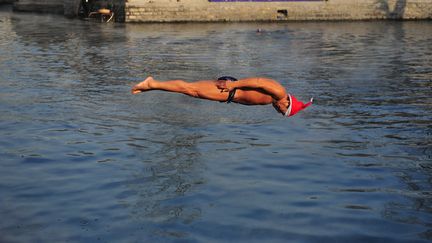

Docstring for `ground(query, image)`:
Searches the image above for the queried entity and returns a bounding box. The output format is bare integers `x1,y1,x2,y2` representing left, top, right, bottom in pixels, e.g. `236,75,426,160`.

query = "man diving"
131,76,313,117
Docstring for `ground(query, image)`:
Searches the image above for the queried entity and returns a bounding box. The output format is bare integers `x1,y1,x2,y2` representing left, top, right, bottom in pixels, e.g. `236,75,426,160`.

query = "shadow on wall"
66,0,125,22
376,0,407,19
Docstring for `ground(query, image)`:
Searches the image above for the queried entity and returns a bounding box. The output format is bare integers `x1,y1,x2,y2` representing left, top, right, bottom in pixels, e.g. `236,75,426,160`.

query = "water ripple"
1,8,432,242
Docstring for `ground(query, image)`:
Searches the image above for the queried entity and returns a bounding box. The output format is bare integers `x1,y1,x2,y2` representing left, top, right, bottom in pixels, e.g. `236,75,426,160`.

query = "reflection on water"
126,132,205,222
1,5,432,242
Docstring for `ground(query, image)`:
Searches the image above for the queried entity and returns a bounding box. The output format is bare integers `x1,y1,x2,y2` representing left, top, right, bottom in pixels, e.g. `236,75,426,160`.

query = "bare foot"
131,76,154,94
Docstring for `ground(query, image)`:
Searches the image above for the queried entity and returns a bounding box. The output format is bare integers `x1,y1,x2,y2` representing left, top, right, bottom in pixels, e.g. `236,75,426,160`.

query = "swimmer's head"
284,94,313,117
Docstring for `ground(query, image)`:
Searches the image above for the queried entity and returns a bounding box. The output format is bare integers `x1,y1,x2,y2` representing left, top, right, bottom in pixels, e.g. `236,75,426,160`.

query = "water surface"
1,5,432,242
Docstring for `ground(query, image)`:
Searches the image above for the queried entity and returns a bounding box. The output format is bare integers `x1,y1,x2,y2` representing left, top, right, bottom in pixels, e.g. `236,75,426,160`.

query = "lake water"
1,5,431,243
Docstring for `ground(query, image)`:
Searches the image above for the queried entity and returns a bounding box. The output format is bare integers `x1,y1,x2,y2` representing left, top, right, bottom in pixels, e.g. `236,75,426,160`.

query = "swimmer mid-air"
131,76,313,117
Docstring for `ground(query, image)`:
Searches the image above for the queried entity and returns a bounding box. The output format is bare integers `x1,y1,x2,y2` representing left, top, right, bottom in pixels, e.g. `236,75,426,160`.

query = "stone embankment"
2,0,431,22
12,0,64,14
125,0,432,22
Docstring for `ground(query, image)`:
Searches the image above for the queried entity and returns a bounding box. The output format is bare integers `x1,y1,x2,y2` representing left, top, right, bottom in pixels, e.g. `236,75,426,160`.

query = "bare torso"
231,88,274,105
188,80,274,105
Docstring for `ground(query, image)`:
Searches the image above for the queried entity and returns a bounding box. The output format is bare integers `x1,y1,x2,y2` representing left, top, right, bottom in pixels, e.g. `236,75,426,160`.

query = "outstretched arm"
216,77,287,101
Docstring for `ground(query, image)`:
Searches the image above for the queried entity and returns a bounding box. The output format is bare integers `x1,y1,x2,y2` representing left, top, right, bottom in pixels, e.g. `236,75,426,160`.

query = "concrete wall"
63,0,80,17
13,0,64,14
7,0,432,21
12,0,125,21
125,0,432,22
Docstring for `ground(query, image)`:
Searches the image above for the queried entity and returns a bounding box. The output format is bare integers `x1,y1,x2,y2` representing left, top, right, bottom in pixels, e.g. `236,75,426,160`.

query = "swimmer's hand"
215,80,234,92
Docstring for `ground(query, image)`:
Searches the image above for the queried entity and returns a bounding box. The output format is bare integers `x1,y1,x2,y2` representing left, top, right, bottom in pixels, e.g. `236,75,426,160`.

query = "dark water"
1,5,432,242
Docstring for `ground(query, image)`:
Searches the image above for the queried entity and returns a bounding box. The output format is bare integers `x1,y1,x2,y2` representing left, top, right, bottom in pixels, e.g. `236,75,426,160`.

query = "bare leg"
131,77,229,102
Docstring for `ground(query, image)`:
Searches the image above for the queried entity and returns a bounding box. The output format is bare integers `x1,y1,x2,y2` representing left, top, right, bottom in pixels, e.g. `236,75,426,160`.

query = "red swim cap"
286,94,313,117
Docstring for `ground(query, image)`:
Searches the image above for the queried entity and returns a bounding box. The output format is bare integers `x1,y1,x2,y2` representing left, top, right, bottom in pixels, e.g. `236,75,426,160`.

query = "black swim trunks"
217,76,238,103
